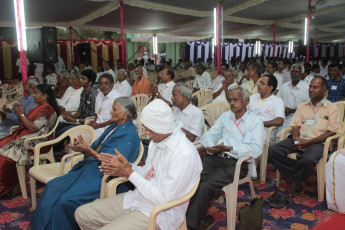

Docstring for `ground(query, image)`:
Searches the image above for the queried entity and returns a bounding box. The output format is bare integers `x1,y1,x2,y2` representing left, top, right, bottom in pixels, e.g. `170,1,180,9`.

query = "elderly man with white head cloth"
75,99,203,230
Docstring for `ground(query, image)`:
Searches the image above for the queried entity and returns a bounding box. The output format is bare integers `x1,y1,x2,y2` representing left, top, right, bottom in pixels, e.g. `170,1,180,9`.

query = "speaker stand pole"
120,1,126,68
69,27,74,68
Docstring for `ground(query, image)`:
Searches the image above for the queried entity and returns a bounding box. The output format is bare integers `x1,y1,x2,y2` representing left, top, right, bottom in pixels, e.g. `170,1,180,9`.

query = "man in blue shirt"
186,86,264,229
0,77,38,138
327,63,345,102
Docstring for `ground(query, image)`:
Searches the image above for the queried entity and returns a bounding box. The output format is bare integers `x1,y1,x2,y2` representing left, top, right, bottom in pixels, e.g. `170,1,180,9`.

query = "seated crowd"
0,54,345,230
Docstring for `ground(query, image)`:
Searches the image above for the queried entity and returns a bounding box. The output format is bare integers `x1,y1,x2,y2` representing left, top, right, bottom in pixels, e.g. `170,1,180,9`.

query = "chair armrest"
84,116,96,125
10,125,19,134
322,133,343,160
32,130,73,166
60,152,84,176
148,177,200,230
279,127,292,141
105,177,129,198
265,126,277,145
233,156,252,186
23,129,55,150
337,133,345,150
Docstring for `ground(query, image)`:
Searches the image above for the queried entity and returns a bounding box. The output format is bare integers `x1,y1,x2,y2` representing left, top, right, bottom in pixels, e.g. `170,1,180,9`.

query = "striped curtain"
0,39,122,81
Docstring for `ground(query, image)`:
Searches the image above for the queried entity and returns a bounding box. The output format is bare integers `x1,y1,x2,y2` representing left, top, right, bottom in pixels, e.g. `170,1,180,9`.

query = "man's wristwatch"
77,119,80,124
156,92,159,97
21,114,25,117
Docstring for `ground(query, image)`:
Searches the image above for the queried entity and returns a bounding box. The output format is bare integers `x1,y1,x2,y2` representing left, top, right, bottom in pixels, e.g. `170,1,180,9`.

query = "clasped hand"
68,136,91,155
98,149,133,178
12,103,24,116
293,138,311,151
206,142,232,154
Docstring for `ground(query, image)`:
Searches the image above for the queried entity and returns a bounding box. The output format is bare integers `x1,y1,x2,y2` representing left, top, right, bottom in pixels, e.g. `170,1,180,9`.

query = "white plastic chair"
185,80,194,89
222,157,256,230
100,141,144,198
131,94,150,112
192,89,213,108
29,125,95,209
259,126,277,183
14,118,59,199
201,101,230,127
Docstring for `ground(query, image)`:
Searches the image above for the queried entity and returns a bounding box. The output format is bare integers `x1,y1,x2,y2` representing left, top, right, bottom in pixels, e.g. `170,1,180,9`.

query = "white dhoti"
326,149,345,213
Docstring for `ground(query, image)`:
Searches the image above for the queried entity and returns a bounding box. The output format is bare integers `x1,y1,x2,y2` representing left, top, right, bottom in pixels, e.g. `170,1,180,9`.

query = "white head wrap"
140,99,174,134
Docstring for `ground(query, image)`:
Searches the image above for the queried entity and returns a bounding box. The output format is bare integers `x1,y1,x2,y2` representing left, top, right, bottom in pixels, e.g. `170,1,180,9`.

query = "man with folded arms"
269,76,342,194
186,86,264,229
75,99,202,230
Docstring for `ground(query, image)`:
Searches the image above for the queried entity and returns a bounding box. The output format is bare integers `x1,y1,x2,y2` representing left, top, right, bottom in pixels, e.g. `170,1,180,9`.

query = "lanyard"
257,98,267,109
311,103,322,119
66,89,77,104
101,126,117,145
234,120,244,136
301,103,323,138
159,86,168,93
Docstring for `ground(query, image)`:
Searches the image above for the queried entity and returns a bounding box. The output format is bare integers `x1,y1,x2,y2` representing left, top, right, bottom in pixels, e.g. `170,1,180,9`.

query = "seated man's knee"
74,205,90,226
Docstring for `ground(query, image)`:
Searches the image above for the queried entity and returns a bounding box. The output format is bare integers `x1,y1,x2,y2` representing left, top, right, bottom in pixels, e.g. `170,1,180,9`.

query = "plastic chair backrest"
131,94,150,108
202,101,230,126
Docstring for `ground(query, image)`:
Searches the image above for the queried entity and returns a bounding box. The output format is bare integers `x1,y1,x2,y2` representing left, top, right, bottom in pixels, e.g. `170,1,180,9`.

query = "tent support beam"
69,27,74,67
216,0,221,75
120,1,126,67
273,23,276,59
306,0,311,63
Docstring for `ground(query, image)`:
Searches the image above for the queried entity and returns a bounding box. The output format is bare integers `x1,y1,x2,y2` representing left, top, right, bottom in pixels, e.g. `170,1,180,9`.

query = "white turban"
140,99,174,134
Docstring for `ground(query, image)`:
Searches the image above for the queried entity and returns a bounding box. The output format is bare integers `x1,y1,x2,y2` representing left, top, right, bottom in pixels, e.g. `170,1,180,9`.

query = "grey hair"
26,78,39,88
118,69,127,76
114,97,137,120
228,85,250,100
72,71,81,80
57,69,70,79
175,82,193,102
291,63,305,74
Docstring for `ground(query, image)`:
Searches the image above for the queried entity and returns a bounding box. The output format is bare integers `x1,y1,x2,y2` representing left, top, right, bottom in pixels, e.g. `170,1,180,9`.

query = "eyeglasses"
291,70,301,73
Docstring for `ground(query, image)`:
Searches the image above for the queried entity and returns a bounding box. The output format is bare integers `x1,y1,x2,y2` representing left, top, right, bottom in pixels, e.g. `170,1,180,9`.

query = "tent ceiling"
1,0,345,43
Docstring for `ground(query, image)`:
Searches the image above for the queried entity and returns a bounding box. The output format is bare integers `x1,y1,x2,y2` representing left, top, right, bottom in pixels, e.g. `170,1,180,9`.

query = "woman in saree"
30,97,140,230
0,83,59,197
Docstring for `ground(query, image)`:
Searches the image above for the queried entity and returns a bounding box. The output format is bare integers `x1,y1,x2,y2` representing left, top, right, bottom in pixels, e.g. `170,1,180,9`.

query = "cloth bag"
239,198,264,230
326,150,345,213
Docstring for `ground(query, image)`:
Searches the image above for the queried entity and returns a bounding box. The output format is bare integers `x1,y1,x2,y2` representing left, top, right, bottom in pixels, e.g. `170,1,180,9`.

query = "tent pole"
69,26,74,67
14,0,27,83
217,0,221,75
306,0,311,63
314,29,317,58
273,24,276,59
120,1,126,67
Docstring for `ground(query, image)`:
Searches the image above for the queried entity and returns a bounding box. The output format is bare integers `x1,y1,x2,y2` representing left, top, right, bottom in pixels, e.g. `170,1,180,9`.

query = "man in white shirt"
301,64,314,85
266,62,283,94
75,99,203,230
15,57,30,80
54,56,66,72
278,59,291,83
88,73,122,138
211,64,227,91
186,86,264,229
58,72,84,122
104,61,116,82
193,64,212,93
248,74,285,135
150,68,175,106
113,69,132,97
172,83,205,142
213,70,238,103
237,62,249,86
277,63,309,140
34,63,44,82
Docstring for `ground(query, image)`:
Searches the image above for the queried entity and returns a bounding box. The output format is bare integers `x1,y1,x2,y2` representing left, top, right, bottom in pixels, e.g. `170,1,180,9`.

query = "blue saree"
30,121,140,230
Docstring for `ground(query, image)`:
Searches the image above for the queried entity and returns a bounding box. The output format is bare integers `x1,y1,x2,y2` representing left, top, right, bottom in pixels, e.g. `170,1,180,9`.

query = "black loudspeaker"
27,27,57,63
78,43,91,64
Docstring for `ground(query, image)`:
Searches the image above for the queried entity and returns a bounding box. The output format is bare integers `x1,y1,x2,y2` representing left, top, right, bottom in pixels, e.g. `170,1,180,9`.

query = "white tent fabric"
1,0,345,42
